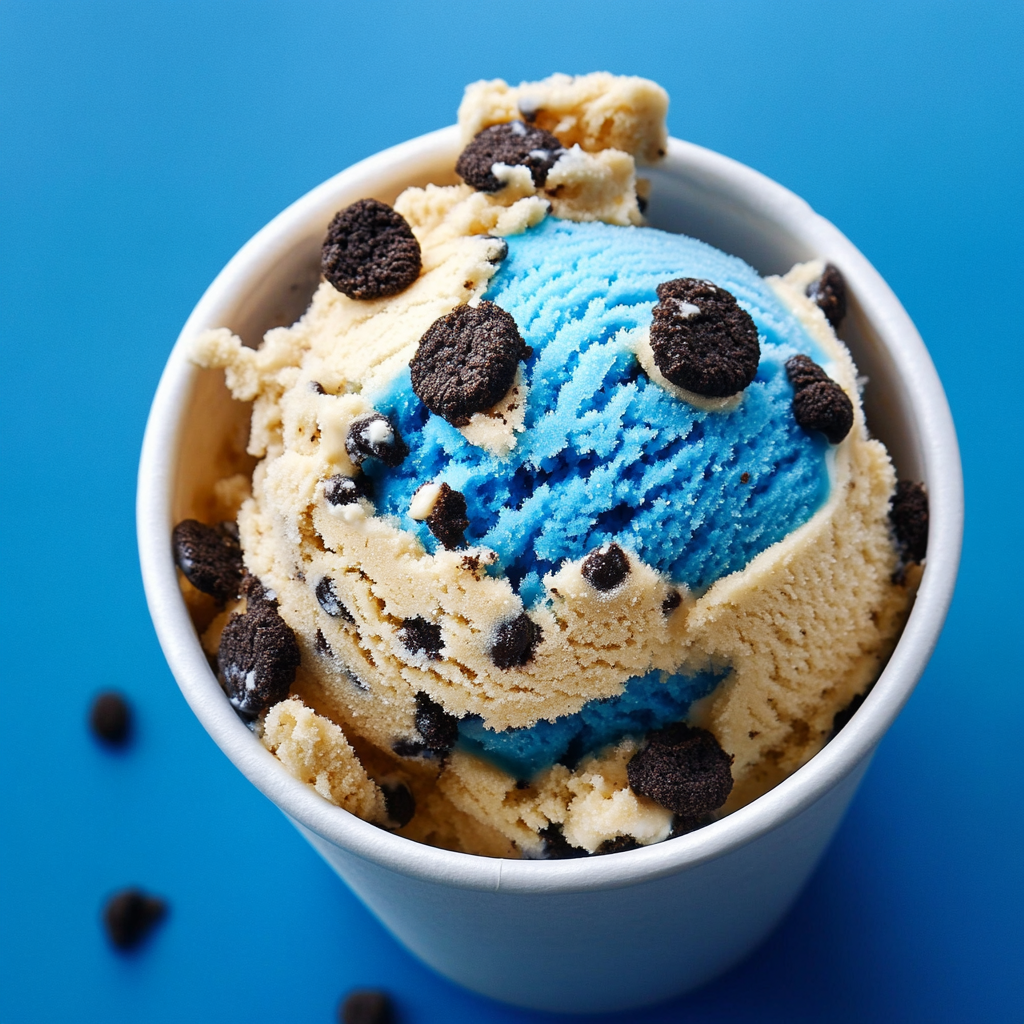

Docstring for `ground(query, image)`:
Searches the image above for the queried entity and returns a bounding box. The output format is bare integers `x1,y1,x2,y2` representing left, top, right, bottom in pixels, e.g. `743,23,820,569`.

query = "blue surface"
1,2,1021,1022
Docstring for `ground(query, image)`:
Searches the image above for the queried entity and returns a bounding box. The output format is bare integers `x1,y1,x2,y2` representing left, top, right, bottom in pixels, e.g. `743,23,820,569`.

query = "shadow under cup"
138,126,962,1014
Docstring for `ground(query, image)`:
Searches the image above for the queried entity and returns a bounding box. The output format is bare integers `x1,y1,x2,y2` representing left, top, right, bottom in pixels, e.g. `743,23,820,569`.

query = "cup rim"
137,125,963,895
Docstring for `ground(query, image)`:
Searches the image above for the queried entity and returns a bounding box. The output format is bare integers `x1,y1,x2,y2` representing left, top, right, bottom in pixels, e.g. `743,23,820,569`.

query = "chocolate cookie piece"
89,691,132,745
103,889,167,950
456,121,564,192
662,589,682,615
324,473,372,506
539,823,589,859
792,380,854,444
315,577,354,623
410,302,532,425
321,198,421,300
414,691,459,756
806,263,847,328
649,279,760,397
340,989,393,1024
398,617,443,660
784,353,831,391
829,689,868,740
172,519,243,602
218,591,300,718
626,723,734,817
381,782,416,829
581,543,630,591
890,480,929,563
426,483,469,549
596,835,643,854
345,412,408,468
491,612,542,669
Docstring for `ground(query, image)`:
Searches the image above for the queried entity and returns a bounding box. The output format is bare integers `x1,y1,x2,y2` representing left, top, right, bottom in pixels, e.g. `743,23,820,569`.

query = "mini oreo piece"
785,354,854,444
172,519,243,602
414,691,459,756
649,279,760,397
491,612,542,669
581,543,630,591
410,302,532,426
315,577,354,623
345,412,408,468
89,691,132,745
398,617,443,660
381,782,416,829
484,234,509,264
596,835,643,855
539,823,589,859
321,198,421,301
324,473,372,506
103,888,167,950
218,586,300,718
889,480,929,563
426,483,469,549
339,989,393,1024
455,121,564,192
626,723,734,818
806,263,847,328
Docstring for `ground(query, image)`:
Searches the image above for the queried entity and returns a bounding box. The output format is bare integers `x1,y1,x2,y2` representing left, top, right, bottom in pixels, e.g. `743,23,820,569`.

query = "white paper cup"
137,127,962,1014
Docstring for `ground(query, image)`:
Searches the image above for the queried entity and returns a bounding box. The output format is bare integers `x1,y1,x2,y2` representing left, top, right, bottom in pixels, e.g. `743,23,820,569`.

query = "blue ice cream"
363,217,830,778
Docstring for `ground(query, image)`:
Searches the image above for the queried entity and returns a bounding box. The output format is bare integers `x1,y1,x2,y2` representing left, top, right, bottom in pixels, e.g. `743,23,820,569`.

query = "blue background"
1,2,1021,1021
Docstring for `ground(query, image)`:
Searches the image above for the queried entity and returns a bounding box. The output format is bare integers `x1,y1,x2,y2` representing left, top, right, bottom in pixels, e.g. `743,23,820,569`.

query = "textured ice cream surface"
185,72,917,857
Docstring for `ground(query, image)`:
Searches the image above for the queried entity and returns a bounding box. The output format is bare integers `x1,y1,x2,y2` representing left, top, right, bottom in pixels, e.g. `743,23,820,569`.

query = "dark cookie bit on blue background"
455,121,564,192
649,278,761,397
581,542,631,591
89,691,132,745
785,354,854,444
426,483,469,549
321,198,421,301
398,617,443,660
103,888,167,950
490,611,542,669
626,723,734,818
171,518,243,602
324,473,372,506
889,480,929,563
414,691,459,756
806,263,847,328
346,412,409,468
339,989,394,1024
315,577,355,622
410,301,532,426
381,782,416,829
218,578,300,718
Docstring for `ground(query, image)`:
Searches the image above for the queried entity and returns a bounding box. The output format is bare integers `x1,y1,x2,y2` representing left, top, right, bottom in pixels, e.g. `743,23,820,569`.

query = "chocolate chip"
346,412,408,468
829,690,868,740
806,263,847,328
890,480,929,562
627,723,734,817
321,198,421,301
792,380,854,444
784,353,831,391
662,589,682,615
172,519,244,602
218,592,300,718
382,782,416,829
398,617,443,660
539,823,589,859
325,473,372,506
426,483,469,549
581,543,630,591
649,279,760,397
410,302,531,426
414,691,459,756
339,989,393,1024
89,692,131,745
316,577,355,622
455,121,564,192
596,835,643,854
103,889,166,950
490,612,542,669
